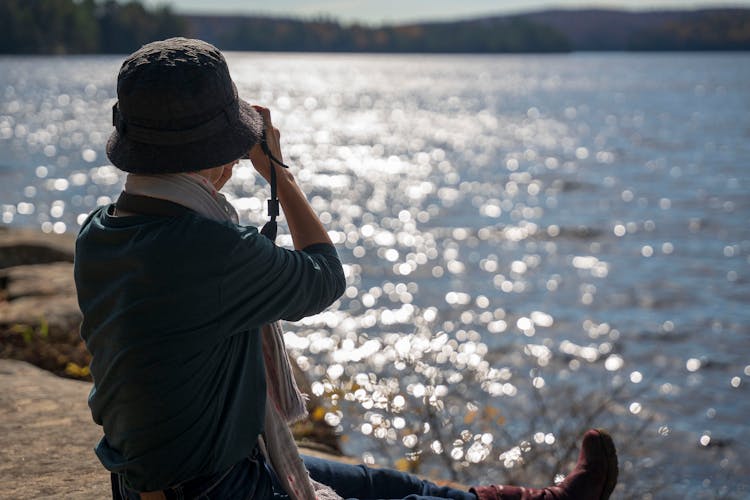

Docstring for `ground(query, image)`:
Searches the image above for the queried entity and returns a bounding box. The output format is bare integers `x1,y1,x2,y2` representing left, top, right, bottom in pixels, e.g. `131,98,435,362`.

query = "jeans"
112,450,477,500
299,454,476,500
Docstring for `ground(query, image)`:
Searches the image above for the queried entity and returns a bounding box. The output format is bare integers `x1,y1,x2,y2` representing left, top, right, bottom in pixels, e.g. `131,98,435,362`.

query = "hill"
522,8,750,51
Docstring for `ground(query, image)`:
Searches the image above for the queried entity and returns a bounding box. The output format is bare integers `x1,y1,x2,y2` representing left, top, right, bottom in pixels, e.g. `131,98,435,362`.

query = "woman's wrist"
276,169,298,196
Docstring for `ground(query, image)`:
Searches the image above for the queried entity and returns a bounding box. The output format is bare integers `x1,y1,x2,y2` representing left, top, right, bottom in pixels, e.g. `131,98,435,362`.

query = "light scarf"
124,173,341,500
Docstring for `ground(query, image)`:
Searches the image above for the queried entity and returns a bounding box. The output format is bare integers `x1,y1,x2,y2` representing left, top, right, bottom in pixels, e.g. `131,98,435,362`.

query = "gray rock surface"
0,229,80,338
0,229,88,378
0,227,75,270
0,261,88,379
0,359,108,499
0,262,82,332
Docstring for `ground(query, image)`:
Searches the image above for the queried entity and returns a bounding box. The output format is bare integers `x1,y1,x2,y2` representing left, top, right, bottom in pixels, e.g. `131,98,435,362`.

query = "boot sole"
594,429,619,500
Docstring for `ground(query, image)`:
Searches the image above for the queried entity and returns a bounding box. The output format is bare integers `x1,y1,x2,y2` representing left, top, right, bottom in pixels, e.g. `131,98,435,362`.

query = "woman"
74,37,618,500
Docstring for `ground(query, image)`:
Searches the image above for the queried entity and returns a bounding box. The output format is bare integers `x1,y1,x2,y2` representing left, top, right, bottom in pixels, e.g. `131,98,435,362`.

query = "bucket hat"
106,37,263,173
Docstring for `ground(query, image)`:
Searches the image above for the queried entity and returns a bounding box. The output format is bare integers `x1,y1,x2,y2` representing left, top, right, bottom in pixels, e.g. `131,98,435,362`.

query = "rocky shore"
0,226,346,497
0,228,86,379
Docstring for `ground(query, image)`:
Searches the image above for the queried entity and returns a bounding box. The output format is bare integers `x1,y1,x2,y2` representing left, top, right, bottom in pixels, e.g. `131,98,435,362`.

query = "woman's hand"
248,105,286,184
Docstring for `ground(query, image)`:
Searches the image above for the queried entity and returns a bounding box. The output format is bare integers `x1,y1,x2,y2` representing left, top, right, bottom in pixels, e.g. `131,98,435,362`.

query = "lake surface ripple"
1,52,748,498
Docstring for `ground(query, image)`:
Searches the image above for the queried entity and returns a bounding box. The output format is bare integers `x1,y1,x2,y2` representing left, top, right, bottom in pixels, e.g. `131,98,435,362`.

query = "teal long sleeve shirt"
74,205,345,492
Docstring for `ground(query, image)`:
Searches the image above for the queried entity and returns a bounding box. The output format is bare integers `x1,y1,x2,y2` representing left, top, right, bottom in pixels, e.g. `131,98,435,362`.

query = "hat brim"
106,98,263,174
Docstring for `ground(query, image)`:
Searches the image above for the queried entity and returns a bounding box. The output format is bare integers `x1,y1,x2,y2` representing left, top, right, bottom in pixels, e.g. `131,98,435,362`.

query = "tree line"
627,10,750,51
202,16,570,53
0,0,185,54
1,0,748,54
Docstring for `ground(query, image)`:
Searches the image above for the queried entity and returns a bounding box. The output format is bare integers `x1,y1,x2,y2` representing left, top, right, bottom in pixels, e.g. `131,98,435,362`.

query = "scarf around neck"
124,173,341,500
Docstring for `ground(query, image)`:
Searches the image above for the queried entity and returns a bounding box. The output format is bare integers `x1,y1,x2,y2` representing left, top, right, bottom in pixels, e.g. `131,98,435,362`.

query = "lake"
1,52,748,498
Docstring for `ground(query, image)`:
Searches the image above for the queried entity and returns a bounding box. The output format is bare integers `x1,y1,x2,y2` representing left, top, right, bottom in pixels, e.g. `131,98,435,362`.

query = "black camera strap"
259,130,290,242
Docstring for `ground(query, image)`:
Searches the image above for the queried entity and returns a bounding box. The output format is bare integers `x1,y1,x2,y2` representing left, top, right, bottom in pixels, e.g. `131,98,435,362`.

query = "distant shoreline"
173,6,747,27
2,49,749,58
2,2,749,55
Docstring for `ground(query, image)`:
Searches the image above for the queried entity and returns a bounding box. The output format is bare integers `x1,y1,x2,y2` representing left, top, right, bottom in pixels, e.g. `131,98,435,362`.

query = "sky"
145,0,750,24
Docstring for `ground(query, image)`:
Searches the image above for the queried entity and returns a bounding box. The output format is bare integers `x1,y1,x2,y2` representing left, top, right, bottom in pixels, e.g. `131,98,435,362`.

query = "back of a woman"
74,37,617,500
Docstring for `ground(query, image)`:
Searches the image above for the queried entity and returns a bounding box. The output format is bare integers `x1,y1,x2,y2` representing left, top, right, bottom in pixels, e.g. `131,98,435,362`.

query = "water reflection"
2,53,749,496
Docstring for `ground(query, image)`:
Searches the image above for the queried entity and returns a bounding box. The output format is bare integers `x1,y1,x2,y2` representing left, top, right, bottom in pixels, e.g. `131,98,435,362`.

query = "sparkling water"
1,52,748,498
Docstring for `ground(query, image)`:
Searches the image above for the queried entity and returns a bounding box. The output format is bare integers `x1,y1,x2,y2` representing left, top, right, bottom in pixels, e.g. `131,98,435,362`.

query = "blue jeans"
299,454,476,500
111,450,477,500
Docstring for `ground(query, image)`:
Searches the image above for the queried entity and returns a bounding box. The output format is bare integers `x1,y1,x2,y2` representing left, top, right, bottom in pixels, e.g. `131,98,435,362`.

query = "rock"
0,229,80,349
0,262,87,379
0,359,108,499
0,227,75,270
0,262,81,330
0,230,81,378
1,261,77,299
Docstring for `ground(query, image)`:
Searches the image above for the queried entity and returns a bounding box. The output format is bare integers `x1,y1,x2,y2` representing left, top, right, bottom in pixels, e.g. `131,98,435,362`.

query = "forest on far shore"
1,0,749,54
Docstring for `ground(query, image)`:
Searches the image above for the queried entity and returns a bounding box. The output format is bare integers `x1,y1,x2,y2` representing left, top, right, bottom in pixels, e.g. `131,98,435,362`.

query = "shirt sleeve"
219,225,346,333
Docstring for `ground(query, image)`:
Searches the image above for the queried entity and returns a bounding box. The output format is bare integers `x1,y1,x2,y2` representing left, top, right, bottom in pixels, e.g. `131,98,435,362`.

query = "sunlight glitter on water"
2,53,749,497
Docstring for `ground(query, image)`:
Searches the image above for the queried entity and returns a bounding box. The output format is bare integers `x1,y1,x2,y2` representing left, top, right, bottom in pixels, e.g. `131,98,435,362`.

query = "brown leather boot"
470,429,618,500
